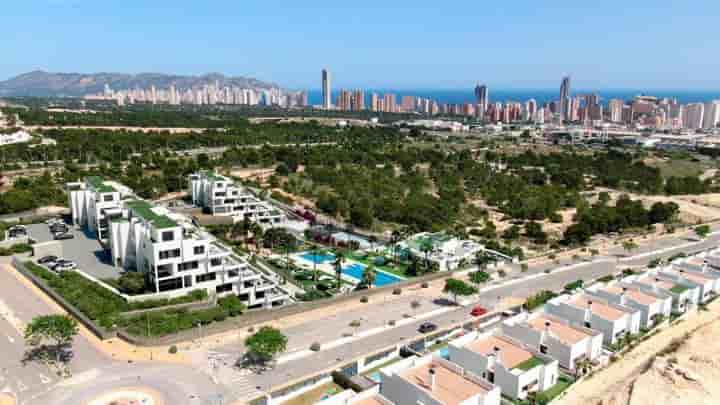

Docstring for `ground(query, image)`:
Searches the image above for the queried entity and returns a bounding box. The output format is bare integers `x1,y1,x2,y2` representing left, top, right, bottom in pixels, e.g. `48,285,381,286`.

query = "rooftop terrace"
126,200,178,229
86,176,116,193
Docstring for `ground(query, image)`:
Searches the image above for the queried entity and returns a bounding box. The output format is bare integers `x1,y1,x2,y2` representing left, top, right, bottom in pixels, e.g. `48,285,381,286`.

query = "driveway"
27,223,121,280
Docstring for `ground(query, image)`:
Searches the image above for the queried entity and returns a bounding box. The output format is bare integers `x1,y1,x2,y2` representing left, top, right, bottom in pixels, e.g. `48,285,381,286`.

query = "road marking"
39,373,51,384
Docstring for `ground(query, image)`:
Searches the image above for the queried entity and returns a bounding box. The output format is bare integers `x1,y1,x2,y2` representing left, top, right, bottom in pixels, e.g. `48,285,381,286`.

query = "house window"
211,258,222,267
159,249,181,260
162,231,174,242
103,194,114,202
584,321,591,329
178,261,199,272
158,277,183,292
540,344,548,354
194,246,205,255
216,283,233,294
197,272,217,283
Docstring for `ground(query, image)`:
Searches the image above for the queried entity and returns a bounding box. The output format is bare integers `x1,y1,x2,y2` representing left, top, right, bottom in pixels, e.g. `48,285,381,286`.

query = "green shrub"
392,288,402,295
360,296,369,303
169,345,178,354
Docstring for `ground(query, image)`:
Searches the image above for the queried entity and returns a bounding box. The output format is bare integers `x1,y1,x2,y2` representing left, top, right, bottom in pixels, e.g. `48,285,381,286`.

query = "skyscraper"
559,76,571,121
685,103,705,130
609,99,624,123
474,84,489,118
322,69,331,109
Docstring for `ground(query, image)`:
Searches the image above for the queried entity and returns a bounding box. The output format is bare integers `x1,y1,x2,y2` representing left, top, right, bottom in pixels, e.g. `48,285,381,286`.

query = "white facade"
448,331,559,401
68,177,130,242
107,200,289,308
0,130,32,145
189,171,285,226
398,232,484,271
659,267,718,303
684,103,704,130
544,294,641,346
585,283,672,329
380,355,501,405
501,313,603,372
629,273,700,313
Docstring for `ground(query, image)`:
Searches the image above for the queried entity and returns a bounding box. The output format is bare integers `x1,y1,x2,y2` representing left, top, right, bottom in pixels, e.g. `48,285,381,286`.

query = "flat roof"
86,176,116,193
125,200,178,229
400,362,490,405
677,271,713,285
570,295,627,321
528,315,591,345
465,336,533,370
604,286,658,306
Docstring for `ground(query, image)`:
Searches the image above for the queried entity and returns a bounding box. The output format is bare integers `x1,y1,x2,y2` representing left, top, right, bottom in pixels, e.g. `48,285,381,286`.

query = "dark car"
418,322,438,333
54,233,74,240
50,223,68,232
38,255,58,264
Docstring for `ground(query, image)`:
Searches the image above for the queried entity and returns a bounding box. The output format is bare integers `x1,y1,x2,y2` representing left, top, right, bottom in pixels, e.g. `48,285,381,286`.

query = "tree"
469,270,490,285
695,225,711,240
231,218,252,248
332,251,346,289
24,314,79,364
361,266,377,288
621,240,639,257
117,271,146,295
349,319,362,336
410,300,422,318
419,240,434,272
502,225,521,241
443,278,478,304
245,326,287,363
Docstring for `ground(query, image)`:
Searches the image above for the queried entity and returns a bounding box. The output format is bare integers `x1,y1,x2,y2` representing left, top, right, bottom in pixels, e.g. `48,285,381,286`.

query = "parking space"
27,223,122,280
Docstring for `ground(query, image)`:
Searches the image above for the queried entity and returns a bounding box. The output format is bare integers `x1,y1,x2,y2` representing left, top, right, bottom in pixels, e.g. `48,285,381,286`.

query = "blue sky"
2,1,720,90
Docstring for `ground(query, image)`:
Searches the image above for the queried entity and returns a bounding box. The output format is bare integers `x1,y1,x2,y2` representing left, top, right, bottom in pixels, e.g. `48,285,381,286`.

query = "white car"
52,262,77,272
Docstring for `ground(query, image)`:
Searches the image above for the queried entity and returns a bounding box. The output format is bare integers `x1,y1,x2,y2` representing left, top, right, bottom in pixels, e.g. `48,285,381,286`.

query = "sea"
305,89,720,106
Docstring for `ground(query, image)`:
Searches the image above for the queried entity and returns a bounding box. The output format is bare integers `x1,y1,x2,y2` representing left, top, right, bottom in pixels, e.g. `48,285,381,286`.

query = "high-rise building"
337,90,352,111
559,76,571,121
474,84,489,118
609,99,624,123
383,93,397,113
370,93,380,112
351,90,365,111
322,69,332,109
702,101,720,129
401,96,416,112
684,103,705,130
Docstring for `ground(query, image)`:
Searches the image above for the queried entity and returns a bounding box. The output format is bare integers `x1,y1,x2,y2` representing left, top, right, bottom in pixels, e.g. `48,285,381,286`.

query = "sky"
2,1,720,90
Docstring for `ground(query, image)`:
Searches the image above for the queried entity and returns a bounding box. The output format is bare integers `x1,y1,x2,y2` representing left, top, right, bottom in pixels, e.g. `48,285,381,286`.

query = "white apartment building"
379,355,501,405
544,294,641,346
107,199,289,308
586,283,672,329
0,130,32,145
659,267,718,303
448,331,559,401
502,313,603,372
189,171,285,226
69,176,132,242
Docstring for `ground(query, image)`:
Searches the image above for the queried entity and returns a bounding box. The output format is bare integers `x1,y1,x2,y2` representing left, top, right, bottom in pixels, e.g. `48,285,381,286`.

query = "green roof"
670,284,690,294
86,176,116,193
514,355,546,371
125,200,178,229
201,170,226,182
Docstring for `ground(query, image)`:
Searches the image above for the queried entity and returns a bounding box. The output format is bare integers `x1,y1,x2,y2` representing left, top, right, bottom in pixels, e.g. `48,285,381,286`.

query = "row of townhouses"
69,176,291,309
189,171,285,226
312,253,720,405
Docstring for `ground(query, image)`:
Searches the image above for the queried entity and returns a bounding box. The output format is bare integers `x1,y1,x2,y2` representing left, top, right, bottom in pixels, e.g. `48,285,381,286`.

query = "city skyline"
3,1,720,89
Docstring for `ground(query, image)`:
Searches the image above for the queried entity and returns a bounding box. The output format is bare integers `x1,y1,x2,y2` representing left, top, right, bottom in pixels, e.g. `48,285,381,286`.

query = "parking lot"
27,222,122,280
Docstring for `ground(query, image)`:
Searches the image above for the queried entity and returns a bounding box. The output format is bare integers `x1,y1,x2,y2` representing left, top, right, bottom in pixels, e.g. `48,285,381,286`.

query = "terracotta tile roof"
465,335,533,369
400,362,490,405
570,295,626,321
528,315,590,345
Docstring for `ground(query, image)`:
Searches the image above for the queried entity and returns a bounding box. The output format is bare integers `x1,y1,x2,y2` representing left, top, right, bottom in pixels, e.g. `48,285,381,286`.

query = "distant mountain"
0,71,281,97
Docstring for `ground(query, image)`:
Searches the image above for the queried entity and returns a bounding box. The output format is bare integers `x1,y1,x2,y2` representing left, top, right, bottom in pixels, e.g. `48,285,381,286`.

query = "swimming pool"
342,263,403,287
435,346,449,359
300,252,336,264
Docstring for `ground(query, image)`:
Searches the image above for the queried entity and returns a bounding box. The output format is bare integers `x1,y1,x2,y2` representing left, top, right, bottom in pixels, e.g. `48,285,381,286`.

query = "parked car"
470,306,488,317
38,255,58,265
418,322,438,333
49,223,68,231
45,217,63,225
54,232,74,240
52,262,77,272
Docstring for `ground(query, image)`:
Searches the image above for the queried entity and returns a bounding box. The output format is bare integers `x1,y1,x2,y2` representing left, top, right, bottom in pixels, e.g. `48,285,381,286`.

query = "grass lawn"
541,374,574,401
282,382,343,405
514,355,546,371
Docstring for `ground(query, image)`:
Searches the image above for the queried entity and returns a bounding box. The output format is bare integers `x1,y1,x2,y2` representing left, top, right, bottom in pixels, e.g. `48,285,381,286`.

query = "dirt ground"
557,300,720,405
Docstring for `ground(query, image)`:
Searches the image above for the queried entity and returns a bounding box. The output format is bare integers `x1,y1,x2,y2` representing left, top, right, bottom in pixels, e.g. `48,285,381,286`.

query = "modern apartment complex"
68,176,133,242
189,171,285,225
69,177,290,308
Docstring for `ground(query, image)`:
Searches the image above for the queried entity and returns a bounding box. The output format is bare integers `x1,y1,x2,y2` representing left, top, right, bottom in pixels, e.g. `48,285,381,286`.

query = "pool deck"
292,252,405,287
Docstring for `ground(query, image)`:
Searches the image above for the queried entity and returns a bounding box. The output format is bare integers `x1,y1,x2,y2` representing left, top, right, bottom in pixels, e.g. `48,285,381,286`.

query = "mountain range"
0,71,281,97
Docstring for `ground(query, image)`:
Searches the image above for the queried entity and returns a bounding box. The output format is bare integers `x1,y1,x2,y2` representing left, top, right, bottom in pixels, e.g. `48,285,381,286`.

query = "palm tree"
361,266,377,288
333,251,346,290
390,229,402,264
419,241,434,273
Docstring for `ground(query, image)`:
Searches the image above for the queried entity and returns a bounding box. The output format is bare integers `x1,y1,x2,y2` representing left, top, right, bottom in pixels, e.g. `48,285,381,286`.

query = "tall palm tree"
361,265,377,288
419,240,434,273
333,250,346,290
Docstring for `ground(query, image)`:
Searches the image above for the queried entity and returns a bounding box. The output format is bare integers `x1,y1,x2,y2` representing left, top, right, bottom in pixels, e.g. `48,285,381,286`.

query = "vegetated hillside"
0,71,280,97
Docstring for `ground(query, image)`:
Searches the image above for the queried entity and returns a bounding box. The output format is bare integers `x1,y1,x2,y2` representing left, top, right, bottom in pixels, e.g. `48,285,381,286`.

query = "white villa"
0,130,32,145
397,232,484,271
189,171,285,226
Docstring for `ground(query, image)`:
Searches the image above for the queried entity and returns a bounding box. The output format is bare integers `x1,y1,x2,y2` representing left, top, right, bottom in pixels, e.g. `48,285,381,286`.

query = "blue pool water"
435,346,449,359
368,371,381,383
342,263,403,287
300,252,335,264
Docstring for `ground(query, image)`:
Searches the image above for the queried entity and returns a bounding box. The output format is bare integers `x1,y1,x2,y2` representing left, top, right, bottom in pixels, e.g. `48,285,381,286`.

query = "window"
159,249,181,260
156,264,173,278
196,272,217,283
162,231,174,242
158,277,183,292
178,261,199,272
211,258,222,267
540,344,548,354
216,283,233,294
194,246,205,255
184,275,193,288
228,270,238,278
584,321,591,329
103,194,114,202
